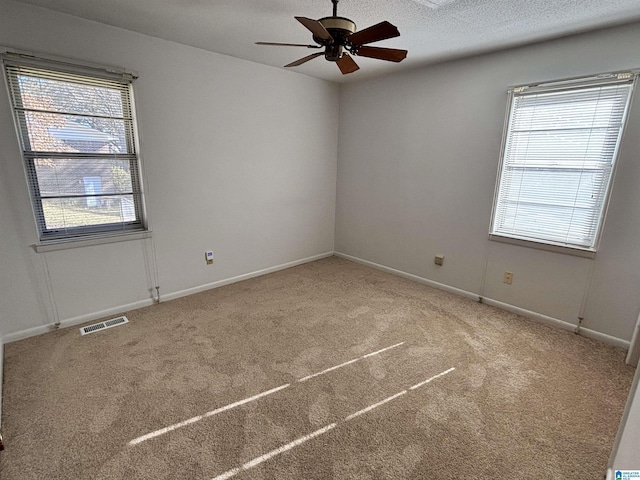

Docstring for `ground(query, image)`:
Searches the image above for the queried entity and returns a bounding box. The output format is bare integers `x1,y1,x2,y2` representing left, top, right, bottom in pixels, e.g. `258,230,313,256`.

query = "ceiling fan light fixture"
318,17,356,54
256,0,407,75
318,17,356,35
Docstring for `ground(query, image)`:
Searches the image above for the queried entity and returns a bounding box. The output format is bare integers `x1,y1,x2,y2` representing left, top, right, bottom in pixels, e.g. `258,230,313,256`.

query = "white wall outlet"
503,271,513,284
434,254,444,266
205,251,214,265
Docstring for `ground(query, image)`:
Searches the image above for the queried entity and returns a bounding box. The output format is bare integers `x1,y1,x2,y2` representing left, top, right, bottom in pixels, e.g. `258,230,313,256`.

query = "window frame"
1,50,148,246
489,71,637,257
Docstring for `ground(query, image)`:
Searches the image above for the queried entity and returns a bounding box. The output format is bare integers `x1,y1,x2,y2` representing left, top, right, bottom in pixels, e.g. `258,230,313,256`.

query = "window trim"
1,50,149,247
489,70,638,257
488,233,597,258
0,48,139,82
33,229,153,253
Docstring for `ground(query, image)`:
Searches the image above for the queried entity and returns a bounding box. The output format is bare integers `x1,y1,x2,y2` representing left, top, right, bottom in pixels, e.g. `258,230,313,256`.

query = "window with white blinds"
490,73,636,253
2,54,146,242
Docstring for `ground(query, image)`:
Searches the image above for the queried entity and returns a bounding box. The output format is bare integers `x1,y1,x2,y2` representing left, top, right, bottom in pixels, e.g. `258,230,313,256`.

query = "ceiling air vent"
80,316,129,336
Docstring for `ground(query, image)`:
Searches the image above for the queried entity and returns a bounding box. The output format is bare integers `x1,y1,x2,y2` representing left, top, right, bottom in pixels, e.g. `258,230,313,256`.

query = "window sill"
489,234,596,259
34,230,152,253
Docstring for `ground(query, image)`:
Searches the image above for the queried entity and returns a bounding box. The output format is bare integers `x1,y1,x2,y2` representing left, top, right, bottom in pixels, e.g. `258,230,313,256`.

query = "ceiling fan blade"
256,42,321,49
348,21,400,46
336,54,360,74
295,16,333,42
355,46,407,63
284,52,324,68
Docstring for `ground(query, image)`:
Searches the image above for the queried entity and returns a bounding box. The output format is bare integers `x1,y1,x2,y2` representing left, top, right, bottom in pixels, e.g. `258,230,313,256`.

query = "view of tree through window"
3,59,144,241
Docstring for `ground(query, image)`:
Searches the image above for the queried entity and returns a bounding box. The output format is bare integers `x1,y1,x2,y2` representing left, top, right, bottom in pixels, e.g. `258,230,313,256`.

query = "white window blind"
491,74,635,252
2,54,146,242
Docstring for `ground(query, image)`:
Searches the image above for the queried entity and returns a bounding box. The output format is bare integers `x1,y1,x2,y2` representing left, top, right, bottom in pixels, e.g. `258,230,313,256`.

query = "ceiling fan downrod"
319,0,356,61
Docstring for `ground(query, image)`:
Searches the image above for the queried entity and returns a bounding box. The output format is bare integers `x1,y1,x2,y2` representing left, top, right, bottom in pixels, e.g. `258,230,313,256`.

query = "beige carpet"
0,256,635,479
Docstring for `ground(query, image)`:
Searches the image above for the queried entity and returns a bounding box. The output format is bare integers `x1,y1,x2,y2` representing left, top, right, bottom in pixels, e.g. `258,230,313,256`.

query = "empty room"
1,0,640,478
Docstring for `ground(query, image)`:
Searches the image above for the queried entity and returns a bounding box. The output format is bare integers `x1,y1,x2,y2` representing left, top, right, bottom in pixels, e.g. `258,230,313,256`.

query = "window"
2,53,146,243
490,72,636,254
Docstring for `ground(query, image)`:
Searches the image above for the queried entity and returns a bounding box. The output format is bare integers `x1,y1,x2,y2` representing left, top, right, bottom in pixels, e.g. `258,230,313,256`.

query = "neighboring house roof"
36,122,129,196
48,123,117,143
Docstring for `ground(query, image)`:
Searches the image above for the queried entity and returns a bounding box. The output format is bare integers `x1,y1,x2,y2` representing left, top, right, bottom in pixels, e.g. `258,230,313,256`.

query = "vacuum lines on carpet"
126,340,456,480
129,341,405,445
211,367,456,480
297,342,405,382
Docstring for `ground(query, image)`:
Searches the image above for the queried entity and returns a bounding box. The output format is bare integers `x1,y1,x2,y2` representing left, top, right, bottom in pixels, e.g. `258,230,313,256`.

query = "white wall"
0,0,339,340
609,364,640,471
3,1,640,347
336,22,640,343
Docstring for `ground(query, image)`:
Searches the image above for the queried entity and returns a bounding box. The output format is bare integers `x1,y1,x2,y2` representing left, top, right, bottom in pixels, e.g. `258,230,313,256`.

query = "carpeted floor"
0,256,635,479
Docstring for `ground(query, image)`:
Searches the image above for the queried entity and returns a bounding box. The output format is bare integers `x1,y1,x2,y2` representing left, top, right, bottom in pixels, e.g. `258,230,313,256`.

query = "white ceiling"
13,0,640,83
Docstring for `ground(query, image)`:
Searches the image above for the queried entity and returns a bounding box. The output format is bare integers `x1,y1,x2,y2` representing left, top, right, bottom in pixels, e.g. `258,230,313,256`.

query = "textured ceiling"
12,0,640,83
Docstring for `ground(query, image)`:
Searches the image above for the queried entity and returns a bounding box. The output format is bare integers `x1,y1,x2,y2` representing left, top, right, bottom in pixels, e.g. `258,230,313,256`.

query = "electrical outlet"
205,251,214,265
503,271,513,284
434,255,444,266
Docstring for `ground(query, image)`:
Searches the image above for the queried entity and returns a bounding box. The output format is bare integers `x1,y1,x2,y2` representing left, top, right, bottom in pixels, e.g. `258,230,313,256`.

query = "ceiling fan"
256,0,408,75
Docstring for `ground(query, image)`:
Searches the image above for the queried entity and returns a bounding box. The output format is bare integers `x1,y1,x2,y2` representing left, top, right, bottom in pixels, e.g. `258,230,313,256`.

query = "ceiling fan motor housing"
318,17,356,61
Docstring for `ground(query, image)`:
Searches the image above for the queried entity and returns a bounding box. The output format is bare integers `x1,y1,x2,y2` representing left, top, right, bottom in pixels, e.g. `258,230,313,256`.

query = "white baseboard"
2,324,53,344
2,252,334,345
3,250,630,352
335,251,630,349
480,297,578,331
479,298,628,348
162,252,334,303
580,327,631,350
2,298,155,344
334,252,481,302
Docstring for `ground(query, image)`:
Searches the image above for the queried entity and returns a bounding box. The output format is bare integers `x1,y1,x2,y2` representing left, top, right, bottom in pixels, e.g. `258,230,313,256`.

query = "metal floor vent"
80,316,129,336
